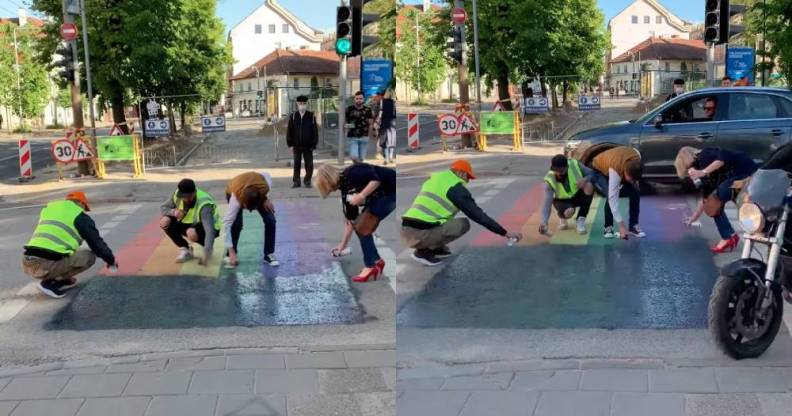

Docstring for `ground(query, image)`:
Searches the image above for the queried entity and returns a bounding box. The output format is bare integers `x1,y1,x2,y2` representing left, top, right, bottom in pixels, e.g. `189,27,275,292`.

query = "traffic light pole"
472,0,482,115
454,0,472,148
62,0,88,175
338,55,347,165
80,0,97,155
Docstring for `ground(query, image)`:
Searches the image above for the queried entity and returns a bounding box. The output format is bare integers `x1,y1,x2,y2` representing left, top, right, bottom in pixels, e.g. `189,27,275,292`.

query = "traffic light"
54,43,75,82
336,5,352,56
446,26,463,64
705,0,747,44
350,0,379,57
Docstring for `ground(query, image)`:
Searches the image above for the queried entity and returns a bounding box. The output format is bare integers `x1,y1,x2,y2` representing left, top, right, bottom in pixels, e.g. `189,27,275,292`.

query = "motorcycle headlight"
738,202,765,234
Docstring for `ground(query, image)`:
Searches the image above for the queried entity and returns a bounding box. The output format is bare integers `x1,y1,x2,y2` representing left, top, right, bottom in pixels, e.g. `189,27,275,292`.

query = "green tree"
396,7,447,103
0,23,50,125
748,0,791,86
365,0,398,60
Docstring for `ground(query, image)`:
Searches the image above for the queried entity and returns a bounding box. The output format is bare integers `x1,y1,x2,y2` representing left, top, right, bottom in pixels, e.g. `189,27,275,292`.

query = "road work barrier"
95,134,145,178
478,111,521,152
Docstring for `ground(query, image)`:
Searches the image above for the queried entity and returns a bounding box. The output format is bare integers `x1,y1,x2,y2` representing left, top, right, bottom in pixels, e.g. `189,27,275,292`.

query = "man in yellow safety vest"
401,159,522,266
22,191,117,299
160,178,220,265
539,155,595,236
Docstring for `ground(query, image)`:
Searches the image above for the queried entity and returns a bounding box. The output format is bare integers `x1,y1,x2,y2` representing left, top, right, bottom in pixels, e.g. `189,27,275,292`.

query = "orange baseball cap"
65,191,90,211
450,159,476,180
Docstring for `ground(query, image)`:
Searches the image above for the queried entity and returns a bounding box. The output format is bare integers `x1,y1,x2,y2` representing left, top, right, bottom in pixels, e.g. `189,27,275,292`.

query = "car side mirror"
654,115,663,129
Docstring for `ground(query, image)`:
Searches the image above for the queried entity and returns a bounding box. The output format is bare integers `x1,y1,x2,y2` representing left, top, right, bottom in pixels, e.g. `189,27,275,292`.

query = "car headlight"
738,202,765,234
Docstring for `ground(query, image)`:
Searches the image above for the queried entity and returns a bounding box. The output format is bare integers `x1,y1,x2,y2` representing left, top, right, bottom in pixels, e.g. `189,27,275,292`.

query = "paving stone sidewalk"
0,346,395,416
397,359,792,416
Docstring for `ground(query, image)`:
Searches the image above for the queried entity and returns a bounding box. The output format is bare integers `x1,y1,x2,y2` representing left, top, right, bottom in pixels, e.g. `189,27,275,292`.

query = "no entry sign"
452,8,467,25
61,23,78,41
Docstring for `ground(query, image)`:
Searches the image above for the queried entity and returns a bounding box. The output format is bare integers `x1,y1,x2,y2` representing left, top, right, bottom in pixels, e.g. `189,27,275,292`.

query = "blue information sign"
726,47,755,86
361,59,393,98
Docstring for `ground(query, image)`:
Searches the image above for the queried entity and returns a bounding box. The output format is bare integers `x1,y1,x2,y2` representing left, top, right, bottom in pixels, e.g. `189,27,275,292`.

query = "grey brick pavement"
396,359,792,416
0,346,395,416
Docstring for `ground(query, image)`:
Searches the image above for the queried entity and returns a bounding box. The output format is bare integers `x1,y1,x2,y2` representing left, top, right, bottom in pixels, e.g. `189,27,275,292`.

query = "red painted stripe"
470,182,545,246
408,125,418,136
408,113,416,121
20,152,30,165
19,139,28,148
102,214,164,276
22,168,31,177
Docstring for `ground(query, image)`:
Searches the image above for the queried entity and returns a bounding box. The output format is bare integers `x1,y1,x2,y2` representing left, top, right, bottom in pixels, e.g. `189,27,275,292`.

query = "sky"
0,0,703,33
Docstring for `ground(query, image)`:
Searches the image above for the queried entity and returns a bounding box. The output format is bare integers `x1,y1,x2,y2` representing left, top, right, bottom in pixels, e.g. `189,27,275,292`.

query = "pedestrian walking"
314,163,396,282
539,155,595,236
22,191,117,298
223,171,278,268
585,146,645,240
675,146,758,253
378,90,397,165
159,178,220,265
345,91,374,162
401,160,523,266
286,95,319,188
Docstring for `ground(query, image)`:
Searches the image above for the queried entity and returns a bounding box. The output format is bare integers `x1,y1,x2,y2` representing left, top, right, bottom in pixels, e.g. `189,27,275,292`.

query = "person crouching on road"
224,171,278,268
22,191,117,299
539,155,595,236
314,163,396,283
401,160,523,266
159,178,220,265
675,146,757,253
587,146,645,239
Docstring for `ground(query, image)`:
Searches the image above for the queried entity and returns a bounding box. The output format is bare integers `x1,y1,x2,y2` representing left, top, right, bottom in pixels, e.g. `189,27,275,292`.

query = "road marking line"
101,221,120,229
16,282,38,296
0,299,30,323
111,215,128,222
482,189,500,197
99,229,110,238
117,204,142,214
0,203,47,212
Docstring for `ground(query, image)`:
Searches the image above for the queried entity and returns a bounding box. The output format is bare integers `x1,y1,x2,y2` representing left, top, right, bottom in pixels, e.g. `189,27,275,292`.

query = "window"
728,94,779,120
775,97,792,117
293,78,300,89
665,62,670,72
662,96,718,123
254,24,262,34
616,65,620,74
631,15,638,24
282,24,289,33
656,16,663,24
247,82,252,92
269,24,276,33
644,16,650,24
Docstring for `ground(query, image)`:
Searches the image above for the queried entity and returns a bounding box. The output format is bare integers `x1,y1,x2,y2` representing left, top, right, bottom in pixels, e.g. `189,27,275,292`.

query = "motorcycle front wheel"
708,275,784,359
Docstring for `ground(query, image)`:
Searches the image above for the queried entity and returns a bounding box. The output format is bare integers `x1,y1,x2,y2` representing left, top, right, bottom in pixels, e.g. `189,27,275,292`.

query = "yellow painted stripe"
139,235,182,276
549,196,601,246
179,205,227,278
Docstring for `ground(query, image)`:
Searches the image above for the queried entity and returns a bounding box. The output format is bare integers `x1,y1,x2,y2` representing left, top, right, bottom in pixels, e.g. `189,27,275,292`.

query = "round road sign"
215,117,224,126
52,140,76,163
437,114,459,135
452,8,467,25
61,23,78,42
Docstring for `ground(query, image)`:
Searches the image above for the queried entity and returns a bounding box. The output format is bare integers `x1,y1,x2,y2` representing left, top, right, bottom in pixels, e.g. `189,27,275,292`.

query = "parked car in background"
565,87,792,182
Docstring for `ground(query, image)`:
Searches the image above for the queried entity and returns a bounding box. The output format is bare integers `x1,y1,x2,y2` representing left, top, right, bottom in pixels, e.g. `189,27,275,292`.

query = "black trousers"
163,217,207,248
226,194,277,256
292,147,314,185
552,191,593,220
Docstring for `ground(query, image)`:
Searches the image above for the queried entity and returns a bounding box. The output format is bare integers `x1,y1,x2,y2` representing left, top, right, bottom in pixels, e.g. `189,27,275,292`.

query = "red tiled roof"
0,17,45,27
611,37,705,63
231,49,341,80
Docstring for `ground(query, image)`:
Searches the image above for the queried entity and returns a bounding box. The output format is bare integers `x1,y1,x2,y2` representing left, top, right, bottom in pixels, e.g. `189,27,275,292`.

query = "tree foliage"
0,23,51,122
366,0,398,60
396,7,447,101
747,0,792,85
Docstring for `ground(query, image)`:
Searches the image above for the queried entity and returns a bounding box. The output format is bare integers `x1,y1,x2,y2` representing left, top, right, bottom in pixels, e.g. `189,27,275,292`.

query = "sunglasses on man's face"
704,106,715,111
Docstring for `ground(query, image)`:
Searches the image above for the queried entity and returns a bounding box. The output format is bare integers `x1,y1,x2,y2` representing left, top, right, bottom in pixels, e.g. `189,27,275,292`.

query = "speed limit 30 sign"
51,140,76,163
437,113,460,135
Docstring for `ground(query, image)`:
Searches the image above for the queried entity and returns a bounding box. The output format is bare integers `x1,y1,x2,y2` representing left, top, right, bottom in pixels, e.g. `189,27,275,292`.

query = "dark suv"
565,87,792,182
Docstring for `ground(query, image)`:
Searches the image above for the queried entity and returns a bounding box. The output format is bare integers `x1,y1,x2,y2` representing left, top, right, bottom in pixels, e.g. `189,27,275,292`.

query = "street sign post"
578,95,601,111
726,46,755,85
361,59,393,98
457,113,478,134
60,23,78,41
73,139,95,161
144,118,170,138
201,115,226,133
51,140,76,163
437,113,460,136
452,7,467,25
524,97,549,114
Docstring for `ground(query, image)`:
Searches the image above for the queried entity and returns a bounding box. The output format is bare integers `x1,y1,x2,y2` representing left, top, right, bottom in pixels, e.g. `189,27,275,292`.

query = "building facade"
608,0,693,61
227,0,324,77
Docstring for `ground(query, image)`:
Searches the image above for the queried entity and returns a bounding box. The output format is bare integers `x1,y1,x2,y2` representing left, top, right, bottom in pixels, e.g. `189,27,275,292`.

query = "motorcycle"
708,167,792,359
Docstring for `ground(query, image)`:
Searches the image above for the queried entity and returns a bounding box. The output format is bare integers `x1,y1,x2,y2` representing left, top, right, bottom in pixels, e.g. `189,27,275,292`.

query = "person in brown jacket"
588,146,645,240
222,171,278,267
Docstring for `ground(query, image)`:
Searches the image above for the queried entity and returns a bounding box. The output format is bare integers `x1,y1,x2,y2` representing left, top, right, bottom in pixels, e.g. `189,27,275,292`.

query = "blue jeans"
348,137,369,161
591,172,640,229
710,175,747,240
358,195,396,267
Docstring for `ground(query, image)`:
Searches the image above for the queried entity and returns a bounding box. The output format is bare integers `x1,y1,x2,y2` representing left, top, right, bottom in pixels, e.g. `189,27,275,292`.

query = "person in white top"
223,171,278,267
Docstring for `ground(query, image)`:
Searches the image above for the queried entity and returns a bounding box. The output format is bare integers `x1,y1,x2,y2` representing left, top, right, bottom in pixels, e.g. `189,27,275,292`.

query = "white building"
608,0,693,61
227,0,324,77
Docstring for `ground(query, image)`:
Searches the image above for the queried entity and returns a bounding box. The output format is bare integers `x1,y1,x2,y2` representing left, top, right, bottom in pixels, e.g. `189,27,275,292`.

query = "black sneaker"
37,279,66,299
411,249,443,266
291,183,301,189
58,277,78,291
431,246,452,258
303,181,312,188
264,254,280,267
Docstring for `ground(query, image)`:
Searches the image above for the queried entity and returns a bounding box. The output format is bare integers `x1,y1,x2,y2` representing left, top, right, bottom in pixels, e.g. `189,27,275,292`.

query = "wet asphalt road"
0,139,53,181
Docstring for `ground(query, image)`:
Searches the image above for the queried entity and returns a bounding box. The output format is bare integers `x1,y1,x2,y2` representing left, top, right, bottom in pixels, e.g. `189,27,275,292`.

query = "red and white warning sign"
457,113,478,134
109,124,123,136
18,139,32,179
51,139,76,163
437,113,460,136
407,113,420,149
492,101,506,111
73,138,95,161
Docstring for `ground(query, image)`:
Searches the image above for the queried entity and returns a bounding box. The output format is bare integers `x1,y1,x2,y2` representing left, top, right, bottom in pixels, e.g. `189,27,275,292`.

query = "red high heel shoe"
352,267,380,283
711,234,740,254
374,259,386,275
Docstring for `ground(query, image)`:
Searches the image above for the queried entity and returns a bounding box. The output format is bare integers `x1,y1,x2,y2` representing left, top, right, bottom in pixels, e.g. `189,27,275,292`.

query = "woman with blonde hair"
675,146,757,253
314,162,396,282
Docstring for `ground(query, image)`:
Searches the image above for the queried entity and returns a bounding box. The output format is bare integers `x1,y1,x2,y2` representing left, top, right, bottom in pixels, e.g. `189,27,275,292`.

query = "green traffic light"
336,38,351,55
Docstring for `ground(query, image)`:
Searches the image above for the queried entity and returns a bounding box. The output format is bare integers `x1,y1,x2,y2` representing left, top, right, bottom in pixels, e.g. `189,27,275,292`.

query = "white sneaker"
576,217,587,234
558,219,569,230
603,227,615,239
630,225,647,238
264,254,280,267
176,247,193,263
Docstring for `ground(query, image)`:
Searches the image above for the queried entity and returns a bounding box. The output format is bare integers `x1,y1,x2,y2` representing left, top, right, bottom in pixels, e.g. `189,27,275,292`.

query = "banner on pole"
479,111,515,135
97,135,136,161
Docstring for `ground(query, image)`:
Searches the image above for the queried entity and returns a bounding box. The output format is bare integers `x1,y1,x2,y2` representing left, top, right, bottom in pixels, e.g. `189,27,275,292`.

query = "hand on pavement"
506,231,523,241
331,244,347,257
618,223,629,240
228,250,238,267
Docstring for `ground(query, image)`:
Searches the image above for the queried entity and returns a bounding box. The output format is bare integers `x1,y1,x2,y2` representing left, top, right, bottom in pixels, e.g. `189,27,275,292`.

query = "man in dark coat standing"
286,95,319,188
